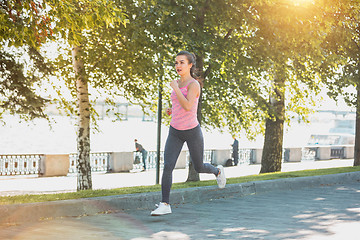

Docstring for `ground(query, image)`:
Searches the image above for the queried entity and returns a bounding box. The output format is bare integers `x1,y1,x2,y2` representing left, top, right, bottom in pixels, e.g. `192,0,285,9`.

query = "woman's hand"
170,80,178,90
166,108,172,115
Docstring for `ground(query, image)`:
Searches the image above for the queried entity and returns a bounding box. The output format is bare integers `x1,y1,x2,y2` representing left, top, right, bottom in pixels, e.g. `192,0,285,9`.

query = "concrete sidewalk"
0,159,354,196
1,175,360,239
0,159,359,227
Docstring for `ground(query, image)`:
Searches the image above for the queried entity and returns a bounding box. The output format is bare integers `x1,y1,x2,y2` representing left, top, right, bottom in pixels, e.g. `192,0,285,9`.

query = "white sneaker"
216,165,226,188
151,202,172,216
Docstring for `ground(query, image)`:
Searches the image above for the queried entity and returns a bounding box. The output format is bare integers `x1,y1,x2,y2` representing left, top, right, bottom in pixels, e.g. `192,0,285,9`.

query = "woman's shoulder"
188,79,200,88
187,79,200,97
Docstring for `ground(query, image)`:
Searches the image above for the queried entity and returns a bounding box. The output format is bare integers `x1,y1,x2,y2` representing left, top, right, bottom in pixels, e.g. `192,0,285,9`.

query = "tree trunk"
354,84,360,166
260,117,284,173
72,45,92,191
260,75,285,173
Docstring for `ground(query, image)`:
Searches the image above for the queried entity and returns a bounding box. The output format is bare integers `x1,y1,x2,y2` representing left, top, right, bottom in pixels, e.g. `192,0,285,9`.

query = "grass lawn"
1,166,359,205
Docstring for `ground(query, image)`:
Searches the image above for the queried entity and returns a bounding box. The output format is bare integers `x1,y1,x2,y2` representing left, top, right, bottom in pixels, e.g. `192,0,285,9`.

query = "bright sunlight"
288,0,314,7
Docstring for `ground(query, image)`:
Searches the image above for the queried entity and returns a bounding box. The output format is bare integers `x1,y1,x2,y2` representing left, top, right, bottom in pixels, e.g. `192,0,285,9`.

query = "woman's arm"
170,80,200,111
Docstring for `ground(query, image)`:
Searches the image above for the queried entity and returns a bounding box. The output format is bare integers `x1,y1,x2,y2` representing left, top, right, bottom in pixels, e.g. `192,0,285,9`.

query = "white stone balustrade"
0,145,356,177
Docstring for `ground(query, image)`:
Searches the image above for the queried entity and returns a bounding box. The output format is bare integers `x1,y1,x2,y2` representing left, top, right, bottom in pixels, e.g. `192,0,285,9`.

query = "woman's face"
175,55,192,77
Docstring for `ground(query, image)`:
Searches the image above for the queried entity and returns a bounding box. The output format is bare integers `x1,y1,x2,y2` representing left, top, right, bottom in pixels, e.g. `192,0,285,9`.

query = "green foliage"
47,0,127,45
0,0,55,120
318,0,360,106
247,1,329,116
93,0,270,137
48,0,144,116
35,0,332,140
1,0,346,139
0,49,49,119
102,0,330,138
0,0,53,47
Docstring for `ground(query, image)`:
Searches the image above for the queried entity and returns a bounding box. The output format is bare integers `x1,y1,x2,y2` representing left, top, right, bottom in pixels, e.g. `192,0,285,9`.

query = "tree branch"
352,38,360,52
204,64,211,79
224,28,234,40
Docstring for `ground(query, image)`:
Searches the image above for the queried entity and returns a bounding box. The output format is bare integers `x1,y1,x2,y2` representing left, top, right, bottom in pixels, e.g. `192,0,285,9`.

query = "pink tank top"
170,80,199,130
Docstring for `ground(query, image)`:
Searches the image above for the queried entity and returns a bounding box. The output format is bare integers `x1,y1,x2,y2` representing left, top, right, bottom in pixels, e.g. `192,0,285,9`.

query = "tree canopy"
0,0,53,120
317,0,360,166
3,0,359,172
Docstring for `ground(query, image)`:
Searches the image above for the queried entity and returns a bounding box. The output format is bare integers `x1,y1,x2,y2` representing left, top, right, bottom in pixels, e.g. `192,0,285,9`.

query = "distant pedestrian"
151,51,226,216
231,137,239,166
134,139,147,171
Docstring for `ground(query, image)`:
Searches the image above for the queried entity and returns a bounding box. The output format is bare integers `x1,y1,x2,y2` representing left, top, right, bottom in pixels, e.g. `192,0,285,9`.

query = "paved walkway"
0,182,359,239
0,159,355,196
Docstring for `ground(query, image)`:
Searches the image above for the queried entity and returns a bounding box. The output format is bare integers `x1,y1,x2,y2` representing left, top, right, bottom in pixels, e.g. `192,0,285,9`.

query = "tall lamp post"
156,66,163,185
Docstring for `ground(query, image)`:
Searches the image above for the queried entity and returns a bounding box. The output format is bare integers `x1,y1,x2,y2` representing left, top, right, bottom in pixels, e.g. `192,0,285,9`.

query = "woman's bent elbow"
183,106,192,111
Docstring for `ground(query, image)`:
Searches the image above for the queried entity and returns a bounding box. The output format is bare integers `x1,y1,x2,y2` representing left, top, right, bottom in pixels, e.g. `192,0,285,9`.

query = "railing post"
212,149,231,166
108,152,133,172
250,148,262,164
40,154,69,177
344,145,355,159
317,146,331,160
284,148,302,162
106,152,111,173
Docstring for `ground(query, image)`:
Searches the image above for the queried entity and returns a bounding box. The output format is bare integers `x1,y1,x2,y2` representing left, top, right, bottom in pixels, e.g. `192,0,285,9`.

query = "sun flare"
289,0,314,7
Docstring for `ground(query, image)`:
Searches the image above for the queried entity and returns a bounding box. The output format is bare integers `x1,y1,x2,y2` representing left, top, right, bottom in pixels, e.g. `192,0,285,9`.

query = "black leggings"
161,125,219,203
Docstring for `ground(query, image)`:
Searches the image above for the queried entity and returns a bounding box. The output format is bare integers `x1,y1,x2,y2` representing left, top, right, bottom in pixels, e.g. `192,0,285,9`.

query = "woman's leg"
186,125,219,175
161,127,184,203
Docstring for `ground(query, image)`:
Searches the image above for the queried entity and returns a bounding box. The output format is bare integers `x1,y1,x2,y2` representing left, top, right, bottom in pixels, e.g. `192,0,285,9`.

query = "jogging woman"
151,51,226,216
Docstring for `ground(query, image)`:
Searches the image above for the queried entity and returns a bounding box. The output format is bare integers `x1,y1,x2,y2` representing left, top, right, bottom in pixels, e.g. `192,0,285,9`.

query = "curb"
1,171,360,226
